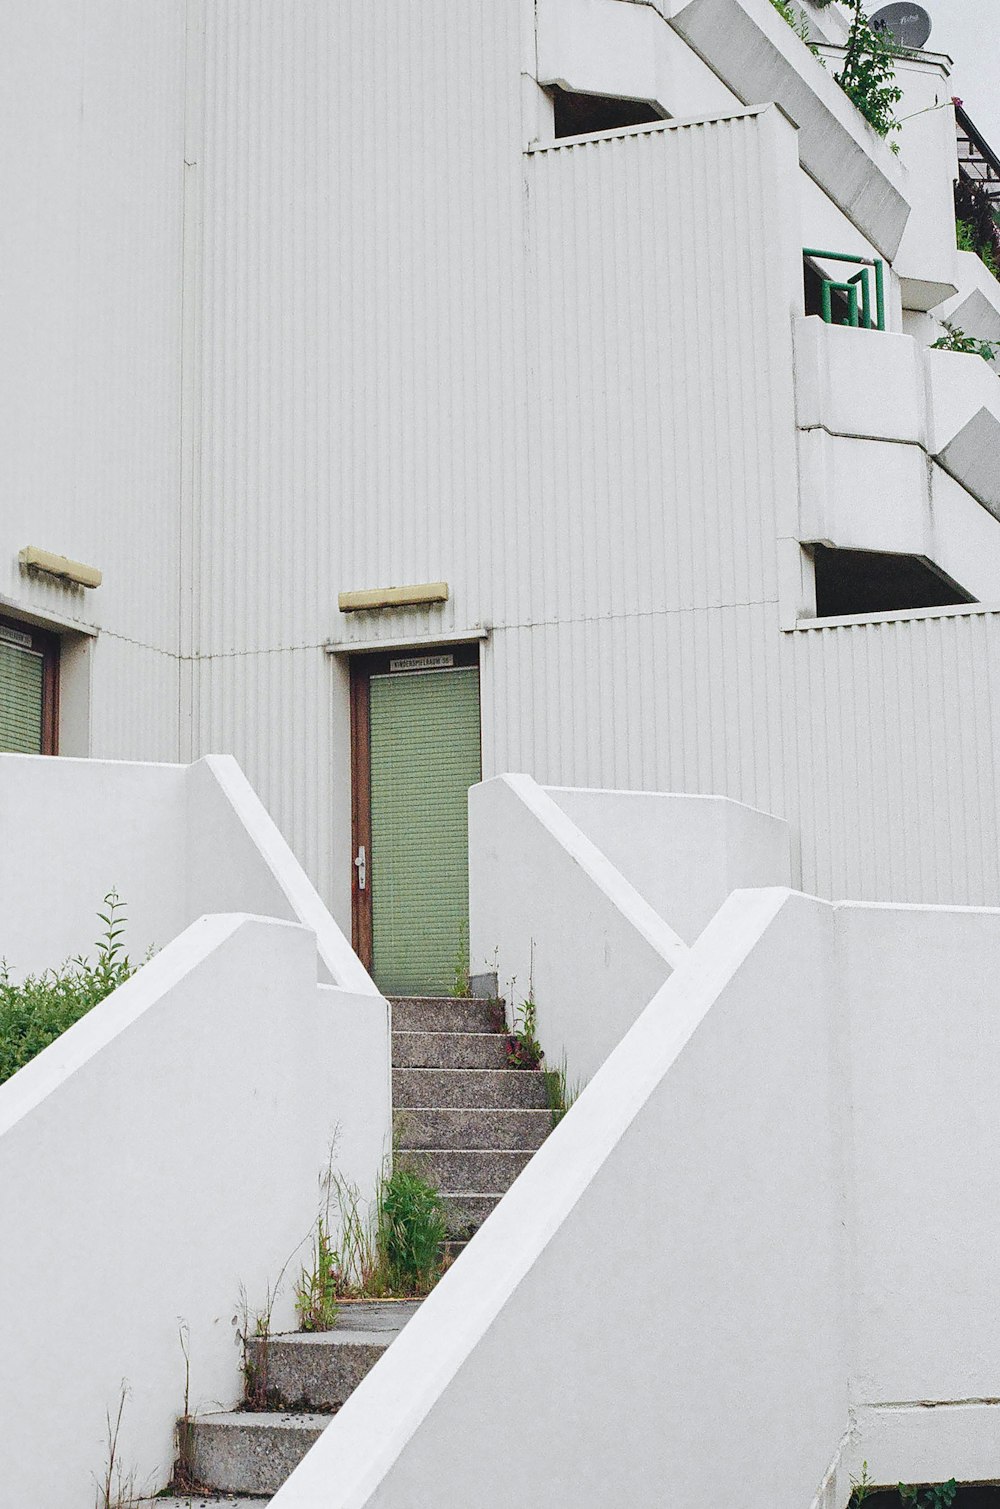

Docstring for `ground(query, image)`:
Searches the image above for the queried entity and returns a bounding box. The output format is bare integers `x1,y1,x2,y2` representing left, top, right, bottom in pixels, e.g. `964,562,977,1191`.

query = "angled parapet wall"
468,774,687,1087
266,888,849,1509
546,785,792,942
840,901,1000,1487
659,0,911,258
933,250,1000,351
0,751,377,995
264,888,1000,1507
0,914,388,1509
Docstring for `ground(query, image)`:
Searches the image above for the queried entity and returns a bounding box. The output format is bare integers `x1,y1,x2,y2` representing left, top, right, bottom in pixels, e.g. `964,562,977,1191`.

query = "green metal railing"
804,248,886,332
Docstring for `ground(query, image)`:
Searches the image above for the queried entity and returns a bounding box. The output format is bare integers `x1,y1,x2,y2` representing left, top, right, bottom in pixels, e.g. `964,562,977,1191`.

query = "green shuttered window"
0,642,45,754
369,667,481,996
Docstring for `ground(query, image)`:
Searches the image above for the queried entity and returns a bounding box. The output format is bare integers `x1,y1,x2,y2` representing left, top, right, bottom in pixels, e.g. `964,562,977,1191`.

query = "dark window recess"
549,86,665,139
813,546,976,618
804,258,853,325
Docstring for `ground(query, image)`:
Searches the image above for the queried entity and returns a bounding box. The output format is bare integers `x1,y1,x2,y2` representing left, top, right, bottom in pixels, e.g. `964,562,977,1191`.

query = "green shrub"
0,892,134,1086
931,323,998,364
376,1165,448,1295
835,0,903,142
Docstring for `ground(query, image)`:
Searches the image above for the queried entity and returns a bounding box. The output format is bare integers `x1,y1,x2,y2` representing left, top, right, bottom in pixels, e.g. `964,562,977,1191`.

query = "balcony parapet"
932,250,1000,351
794,316,1000,584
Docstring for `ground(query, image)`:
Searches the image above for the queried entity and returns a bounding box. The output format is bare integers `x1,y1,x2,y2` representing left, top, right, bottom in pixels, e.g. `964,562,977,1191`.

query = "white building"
4,4,1000,1505
3,0,1000,996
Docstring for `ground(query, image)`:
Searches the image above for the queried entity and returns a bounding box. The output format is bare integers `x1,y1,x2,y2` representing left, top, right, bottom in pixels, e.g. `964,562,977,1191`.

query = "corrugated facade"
4,0,1000,923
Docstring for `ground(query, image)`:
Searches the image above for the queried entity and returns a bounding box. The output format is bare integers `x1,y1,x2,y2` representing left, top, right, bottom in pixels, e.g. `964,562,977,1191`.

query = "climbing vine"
834,0,903,142
768,0,903,145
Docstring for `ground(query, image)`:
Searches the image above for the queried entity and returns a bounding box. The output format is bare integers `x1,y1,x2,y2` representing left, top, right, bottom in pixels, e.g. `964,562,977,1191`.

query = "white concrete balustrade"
0,751,390,1509
266,884,1000,1507
794,315,1000,597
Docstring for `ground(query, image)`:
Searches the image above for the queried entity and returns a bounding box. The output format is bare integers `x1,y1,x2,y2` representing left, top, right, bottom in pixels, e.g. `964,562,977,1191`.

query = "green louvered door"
0,638,45,753
367,665,481,996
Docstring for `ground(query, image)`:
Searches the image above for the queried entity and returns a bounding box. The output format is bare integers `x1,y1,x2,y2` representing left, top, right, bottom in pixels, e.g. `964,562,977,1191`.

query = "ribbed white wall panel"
186,0,527,657
0,1,187,758
784,609,1000,907
7,5,996,924
0,3,187,649
89,637,181,763
187,73,805,919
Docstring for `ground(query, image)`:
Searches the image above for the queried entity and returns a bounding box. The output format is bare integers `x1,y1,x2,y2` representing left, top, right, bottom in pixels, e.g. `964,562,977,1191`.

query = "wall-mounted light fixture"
338,581,448,613
18,546,103,590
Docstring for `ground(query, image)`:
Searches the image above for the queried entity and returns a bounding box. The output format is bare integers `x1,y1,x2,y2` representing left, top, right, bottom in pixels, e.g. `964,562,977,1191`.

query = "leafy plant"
768,0,823,59
450,919,472,999
849,1461,875,1507
0,891,136,1086
955,177,1000,279
836,0,903,141
300,1159,447,1304
376,1164,448,1295
543,1054,582,1129
899,1481,958,1508
506,993,543,1069
931,323,998,364
295,1217,341,1331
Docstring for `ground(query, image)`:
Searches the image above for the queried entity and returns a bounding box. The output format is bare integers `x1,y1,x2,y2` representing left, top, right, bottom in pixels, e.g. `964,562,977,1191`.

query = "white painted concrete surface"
0,751,376,994
268,889,848,1509
0,914,389,1509
840,901,1000,1487
266,884,1000,1506
546,784,791,942
469,774,686,1086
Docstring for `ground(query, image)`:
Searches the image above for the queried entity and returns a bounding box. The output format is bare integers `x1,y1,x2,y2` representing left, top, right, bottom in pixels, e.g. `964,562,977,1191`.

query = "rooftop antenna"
869,2,933,49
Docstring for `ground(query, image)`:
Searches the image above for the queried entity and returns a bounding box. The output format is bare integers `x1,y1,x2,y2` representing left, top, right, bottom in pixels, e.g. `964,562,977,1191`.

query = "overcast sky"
890,0,1000,149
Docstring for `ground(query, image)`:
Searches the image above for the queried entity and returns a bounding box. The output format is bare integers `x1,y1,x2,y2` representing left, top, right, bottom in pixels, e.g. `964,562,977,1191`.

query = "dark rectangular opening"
812,546,976,619
548,86,665,140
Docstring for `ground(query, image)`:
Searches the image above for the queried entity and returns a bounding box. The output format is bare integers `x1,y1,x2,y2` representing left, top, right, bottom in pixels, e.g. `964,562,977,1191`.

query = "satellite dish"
869,2,933,49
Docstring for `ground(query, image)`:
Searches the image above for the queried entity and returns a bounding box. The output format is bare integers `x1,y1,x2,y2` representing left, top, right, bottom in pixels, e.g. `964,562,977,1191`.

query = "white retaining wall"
0,751,375,994
0,913,388,1509
269,889,849,1509
841,901,1000,1487
266,887,1000,1505
547,784,791,943
468,774,687,1086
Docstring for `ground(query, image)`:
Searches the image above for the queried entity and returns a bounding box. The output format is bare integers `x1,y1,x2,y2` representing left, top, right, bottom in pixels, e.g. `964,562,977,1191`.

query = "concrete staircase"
151,995,551,1505
391,993,551,1249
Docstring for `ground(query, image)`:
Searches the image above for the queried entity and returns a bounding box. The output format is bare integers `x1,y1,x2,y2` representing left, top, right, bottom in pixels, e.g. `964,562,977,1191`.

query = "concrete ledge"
661,0,911,257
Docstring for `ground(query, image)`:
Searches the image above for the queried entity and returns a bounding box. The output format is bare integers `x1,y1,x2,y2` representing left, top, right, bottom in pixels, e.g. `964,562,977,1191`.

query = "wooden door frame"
0,613,60,755
349,642,482,975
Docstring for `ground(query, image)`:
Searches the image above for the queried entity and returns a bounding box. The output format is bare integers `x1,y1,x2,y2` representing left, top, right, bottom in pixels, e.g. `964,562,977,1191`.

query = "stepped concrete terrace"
157,996,553,1501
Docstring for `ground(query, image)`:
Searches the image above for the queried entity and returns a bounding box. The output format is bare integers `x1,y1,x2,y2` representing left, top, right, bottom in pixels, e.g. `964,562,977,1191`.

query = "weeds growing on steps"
543,1054,583,1130
450,919,472,998
0,890,138,1085
295,1157,448,1311
93,1382,147,1509
376,1165,448,1294
505,992,543,1069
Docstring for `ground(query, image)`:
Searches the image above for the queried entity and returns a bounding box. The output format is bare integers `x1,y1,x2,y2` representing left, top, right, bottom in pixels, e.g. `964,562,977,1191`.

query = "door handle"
354,845,367,891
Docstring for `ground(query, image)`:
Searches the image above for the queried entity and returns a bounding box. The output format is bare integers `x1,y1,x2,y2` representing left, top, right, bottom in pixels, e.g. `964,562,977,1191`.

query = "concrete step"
389,996,502,1034
391,1030,510,1069
393,1067,548,1110
140,1500,270,1508
399,1146,532,1194
184,1412,329,1497
441,1192,501,1237
329,1298,422,1332
394,1105,552,1149
246,1302,419,1410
